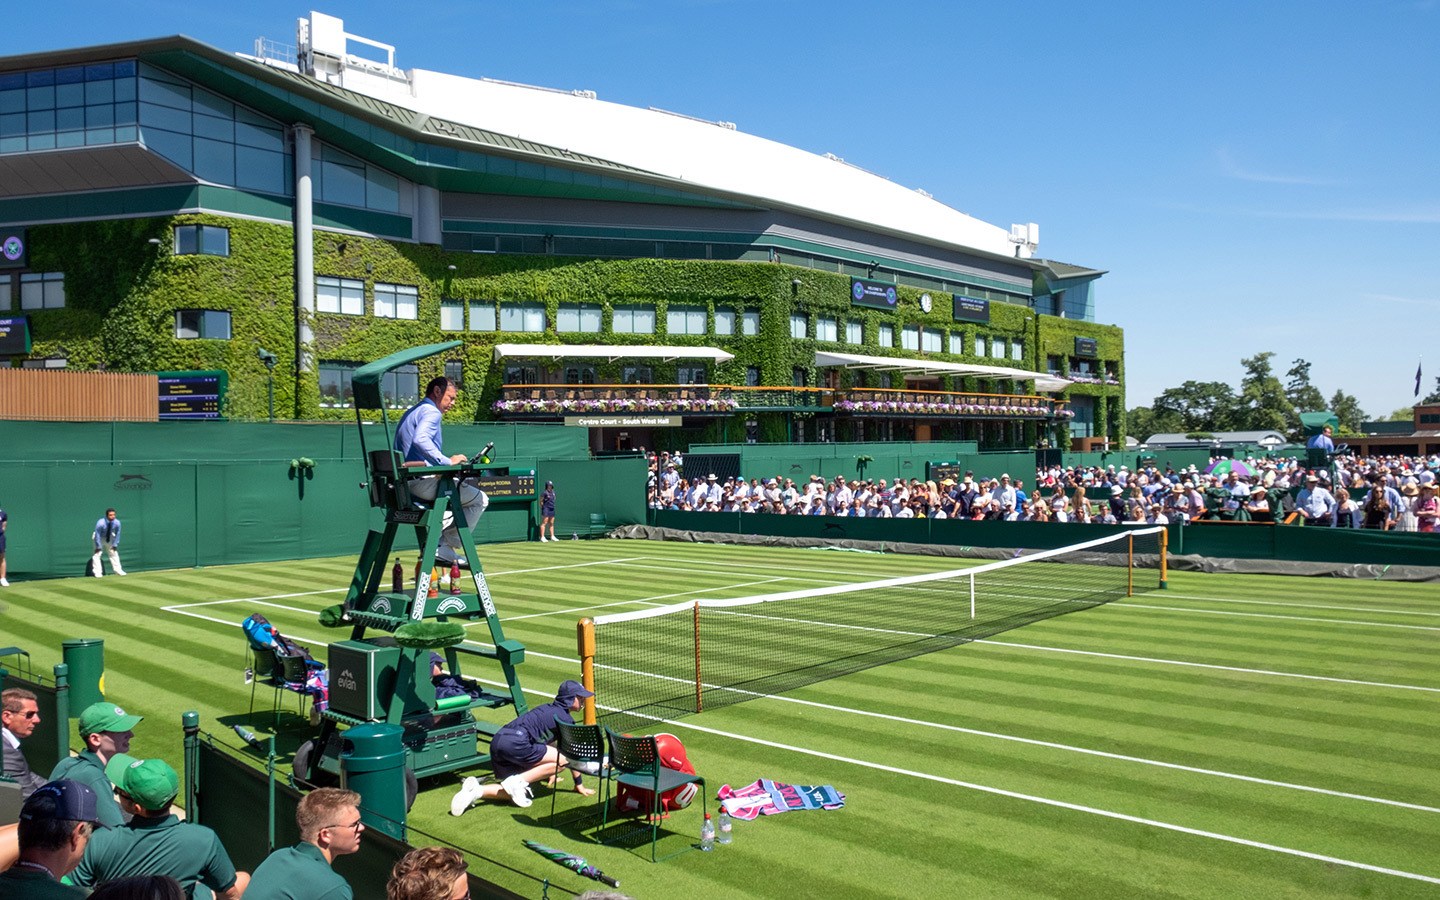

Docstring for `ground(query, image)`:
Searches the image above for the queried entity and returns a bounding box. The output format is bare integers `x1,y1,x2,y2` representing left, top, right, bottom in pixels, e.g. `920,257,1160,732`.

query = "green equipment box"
328,640,400,721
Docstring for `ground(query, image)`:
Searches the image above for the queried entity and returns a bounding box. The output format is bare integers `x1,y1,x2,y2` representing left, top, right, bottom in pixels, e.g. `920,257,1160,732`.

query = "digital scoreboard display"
471,472,537,499
0,316,31,355
157,370,226,420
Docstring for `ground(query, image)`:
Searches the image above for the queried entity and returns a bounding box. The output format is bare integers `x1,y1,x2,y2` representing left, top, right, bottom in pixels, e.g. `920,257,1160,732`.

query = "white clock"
919,293,933,313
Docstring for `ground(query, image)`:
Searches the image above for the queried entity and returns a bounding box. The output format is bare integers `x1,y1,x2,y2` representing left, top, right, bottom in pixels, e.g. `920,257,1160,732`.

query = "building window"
439,300,464,331
922,328,942,353
20,356,66,369
949,333,963,355
677,366,707,384
714,309,735,335
318,361,359,407
19,272,65,310
816,316,838,342
845,320,862,345
0,274,11,311
316,276,363,316
741,311,759,336
469,301,496,331
745,365,760,386
975,336,986,357
174,309,231,339
622,365,653,384
1105,361,1119,383
667,305,706,335
315,141,400,213
1011,339,1024,361
792,366,808,387
878,324,894,348
564,365,596,384
557,303,602,333
444,359,463,388
612,306,655,334
1047,355,1063,375
374,283,418,320
173,224,229,256
504,365,538,384
499,302,545,332
789,313,808,339
901,324,920,351
320,361,416,407
991,337,1005,358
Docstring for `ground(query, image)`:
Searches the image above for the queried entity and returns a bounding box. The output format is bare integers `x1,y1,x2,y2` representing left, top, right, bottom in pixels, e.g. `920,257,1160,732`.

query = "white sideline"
1157,592,1440,618
498,576,789,623
977,640,1440,693
1111,603,1440,632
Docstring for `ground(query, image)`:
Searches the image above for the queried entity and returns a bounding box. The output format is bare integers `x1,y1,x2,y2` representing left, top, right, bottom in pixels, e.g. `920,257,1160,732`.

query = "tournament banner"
850,277,898,311
952,295,990,324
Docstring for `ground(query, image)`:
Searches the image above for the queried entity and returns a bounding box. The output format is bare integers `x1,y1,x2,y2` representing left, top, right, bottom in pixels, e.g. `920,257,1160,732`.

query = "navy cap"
21,779,100,824
429,652,445,667
556,679,594,702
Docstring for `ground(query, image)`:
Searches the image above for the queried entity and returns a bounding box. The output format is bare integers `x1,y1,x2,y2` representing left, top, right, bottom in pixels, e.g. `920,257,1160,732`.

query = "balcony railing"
494,384,1070,420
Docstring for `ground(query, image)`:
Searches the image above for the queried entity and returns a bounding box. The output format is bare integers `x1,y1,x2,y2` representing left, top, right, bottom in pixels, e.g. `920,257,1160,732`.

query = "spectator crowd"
646,451,1440,532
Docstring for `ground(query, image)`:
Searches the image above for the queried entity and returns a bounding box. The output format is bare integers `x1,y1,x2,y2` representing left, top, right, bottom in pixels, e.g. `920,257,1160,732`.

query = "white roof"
493,343,734,363
333,64,1019,257
813,350,1071,393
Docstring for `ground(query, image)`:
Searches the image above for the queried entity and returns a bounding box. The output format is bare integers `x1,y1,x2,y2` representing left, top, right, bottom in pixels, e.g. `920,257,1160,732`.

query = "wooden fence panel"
0,369,157,421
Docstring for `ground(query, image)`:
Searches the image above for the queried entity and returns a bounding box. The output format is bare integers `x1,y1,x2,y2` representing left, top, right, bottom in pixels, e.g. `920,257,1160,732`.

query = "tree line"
1125,352,1407,441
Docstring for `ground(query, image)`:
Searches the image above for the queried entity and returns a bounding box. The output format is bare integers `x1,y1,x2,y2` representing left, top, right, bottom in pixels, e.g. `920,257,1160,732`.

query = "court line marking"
162,596,1440,819
161,558,648,610
1108,603,1440,632
157,604,1440,887
487,676,1440,887
1155,593,1440,618
976,640,1440,693
494,577,789,623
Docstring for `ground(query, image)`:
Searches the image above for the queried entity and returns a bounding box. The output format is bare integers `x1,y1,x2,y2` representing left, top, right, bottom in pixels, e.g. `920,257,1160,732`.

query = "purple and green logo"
1,235,22,262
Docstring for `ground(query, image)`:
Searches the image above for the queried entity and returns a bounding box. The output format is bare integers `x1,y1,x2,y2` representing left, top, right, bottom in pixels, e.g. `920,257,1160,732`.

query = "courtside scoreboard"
156,370,227,419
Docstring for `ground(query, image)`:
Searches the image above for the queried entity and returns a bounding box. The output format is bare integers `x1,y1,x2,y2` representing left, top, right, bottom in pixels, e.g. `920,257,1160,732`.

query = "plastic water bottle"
717,809,733,845
699,813,715,851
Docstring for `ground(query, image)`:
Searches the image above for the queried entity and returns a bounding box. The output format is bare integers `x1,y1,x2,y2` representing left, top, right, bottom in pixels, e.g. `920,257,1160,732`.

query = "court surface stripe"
488,678,1440,887
1108,603,1440,631
1155,593,1440,617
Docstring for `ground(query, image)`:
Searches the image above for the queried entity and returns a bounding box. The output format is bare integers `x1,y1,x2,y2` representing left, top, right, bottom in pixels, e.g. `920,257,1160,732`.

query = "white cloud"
1214,146,1344,186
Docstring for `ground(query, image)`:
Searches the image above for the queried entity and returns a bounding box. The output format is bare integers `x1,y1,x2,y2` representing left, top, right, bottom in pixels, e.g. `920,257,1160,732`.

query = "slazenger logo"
413,578,429,619
114,474,153,491
370,596,392,614
336,668,357,692
475,573,496,617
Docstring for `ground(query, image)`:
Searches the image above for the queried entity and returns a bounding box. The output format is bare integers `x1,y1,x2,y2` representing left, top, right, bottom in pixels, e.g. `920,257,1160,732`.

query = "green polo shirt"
0,866,89,899
68,812,239,896
49,750,125,829
244,841,352,900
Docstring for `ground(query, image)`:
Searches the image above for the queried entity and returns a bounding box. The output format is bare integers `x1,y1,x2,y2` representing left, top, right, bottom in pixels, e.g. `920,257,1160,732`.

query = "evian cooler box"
327,640,401,721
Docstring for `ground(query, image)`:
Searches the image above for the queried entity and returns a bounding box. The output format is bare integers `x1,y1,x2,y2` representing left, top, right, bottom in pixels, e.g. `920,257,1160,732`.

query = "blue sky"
9,1,1437,420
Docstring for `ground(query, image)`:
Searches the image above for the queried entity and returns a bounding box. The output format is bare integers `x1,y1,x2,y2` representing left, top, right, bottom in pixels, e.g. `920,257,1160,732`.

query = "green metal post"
267,734,277,853
182,711,199,818
61,639,104,710
52,663,70,762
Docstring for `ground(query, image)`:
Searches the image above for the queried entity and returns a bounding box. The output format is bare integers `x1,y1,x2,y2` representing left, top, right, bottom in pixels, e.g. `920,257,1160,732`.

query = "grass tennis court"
3,538,1438,898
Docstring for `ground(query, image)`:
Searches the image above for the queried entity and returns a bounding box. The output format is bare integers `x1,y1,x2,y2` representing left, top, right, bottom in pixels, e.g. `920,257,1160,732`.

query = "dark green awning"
352,340,461,410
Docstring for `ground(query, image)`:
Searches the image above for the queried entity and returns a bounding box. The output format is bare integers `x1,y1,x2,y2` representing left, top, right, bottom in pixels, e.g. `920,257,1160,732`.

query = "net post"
577,618,597,726
693,602,703,714
1127,534,1134,597
1159,527,1169,590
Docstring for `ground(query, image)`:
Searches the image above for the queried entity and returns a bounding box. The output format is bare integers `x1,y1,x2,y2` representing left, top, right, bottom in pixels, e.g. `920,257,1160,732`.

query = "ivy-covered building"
0,12,1126,451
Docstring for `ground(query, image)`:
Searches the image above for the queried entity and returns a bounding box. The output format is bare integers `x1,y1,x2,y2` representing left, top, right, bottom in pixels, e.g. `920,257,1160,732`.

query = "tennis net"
583,526,1166,732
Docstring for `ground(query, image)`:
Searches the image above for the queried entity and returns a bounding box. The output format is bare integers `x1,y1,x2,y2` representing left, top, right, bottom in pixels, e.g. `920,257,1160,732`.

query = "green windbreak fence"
652,511,1439,567
0,421,648,578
